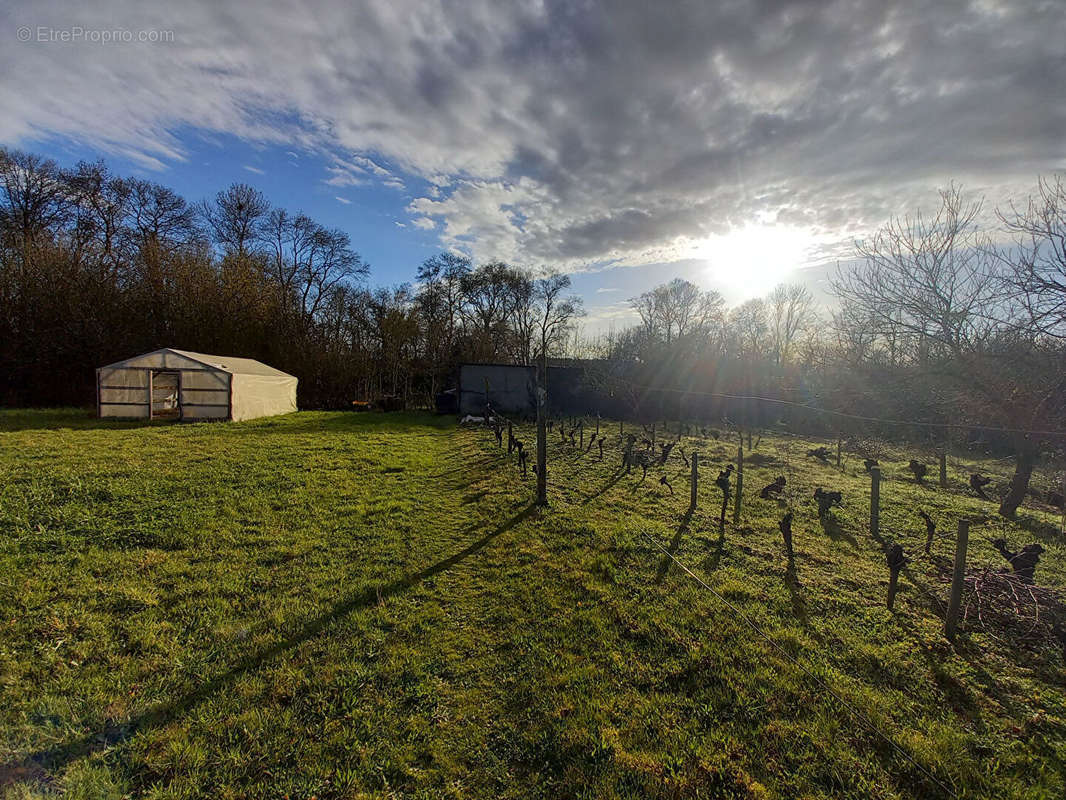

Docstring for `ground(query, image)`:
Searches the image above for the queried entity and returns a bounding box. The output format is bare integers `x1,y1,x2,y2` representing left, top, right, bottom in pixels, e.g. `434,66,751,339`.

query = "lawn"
0,409,1064,799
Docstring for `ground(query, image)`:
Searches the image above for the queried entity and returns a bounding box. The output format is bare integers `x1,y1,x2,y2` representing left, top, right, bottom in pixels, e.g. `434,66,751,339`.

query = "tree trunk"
999,447,1037,518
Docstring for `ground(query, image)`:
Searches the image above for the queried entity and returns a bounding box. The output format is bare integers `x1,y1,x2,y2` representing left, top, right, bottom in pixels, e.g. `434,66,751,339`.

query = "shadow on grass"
1012,510,1064,541
2,503,536,786
579,468,627,506
784,551,808,624
0,409,455,435
701,520,727,573
820,514,857,547
0,408,174,433
655,507,694,584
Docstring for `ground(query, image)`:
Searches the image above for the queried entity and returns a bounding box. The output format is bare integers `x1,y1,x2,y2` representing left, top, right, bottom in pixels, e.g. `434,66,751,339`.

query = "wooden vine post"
836,435,842,468
870,466,881,539
535,352,548,506
939,453,947,489
719,468,730,526
733,445,743,524
945,520,970,641
689,451,699,512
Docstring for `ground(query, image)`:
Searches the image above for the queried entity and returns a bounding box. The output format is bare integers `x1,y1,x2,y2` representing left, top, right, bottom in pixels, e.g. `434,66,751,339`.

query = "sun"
691,224,816,298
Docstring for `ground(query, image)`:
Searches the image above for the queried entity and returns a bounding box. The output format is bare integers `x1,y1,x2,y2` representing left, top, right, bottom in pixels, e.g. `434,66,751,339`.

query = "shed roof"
102,348,295,378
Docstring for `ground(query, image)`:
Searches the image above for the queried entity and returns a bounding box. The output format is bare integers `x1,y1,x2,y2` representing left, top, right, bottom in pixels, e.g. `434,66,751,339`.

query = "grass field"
1,409,1064,799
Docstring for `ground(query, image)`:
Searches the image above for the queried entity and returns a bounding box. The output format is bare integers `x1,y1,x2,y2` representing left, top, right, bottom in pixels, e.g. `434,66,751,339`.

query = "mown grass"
0,409,1063,799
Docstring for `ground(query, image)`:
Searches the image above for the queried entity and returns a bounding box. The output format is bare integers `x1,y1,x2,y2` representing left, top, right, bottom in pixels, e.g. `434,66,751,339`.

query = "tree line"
2,145,1064,515
0,147,581,409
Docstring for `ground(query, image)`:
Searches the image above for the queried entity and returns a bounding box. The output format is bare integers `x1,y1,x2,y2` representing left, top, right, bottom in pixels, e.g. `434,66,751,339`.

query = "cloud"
243,165,266,175
3,0,1064,272
596,287,620,293
335,196,351,204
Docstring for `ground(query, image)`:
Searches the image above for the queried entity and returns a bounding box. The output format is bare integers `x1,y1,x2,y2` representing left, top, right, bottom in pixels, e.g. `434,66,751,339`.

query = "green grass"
0,409,1063,799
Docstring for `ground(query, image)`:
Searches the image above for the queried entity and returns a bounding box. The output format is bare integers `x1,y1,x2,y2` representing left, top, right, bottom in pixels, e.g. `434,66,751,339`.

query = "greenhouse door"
149,371,181,419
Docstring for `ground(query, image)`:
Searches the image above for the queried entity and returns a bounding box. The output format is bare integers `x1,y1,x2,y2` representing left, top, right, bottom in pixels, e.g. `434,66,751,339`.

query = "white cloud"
335,196,352,204
3,0,1064,277
243,165,266,175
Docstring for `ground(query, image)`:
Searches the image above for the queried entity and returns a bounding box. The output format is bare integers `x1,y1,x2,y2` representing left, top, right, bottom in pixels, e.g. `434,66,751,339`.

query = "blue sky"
4,0,1064,332
28,129,442,285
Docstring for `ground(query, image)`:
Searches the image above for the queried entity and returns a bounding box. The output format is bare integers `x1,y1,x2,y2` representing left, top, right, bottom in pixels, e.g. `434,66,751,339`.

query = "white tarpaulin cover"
97,348,297,422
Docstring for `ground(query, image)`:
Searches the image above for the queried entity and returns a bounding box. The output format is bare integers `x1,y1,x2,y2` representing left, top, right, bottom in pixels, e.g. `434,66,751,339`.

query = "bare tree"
128,179,200,253
833,185,1002,356
767,283,815,365
997,174,1066,339
728,298,769,358
630,278,722,345
0,148,71,249
201,183,270,258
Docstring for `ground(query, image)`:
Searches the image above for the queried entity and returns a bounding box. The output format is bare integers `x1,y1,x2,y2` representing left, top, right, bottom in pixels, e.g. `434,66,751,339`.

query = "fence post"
945,520,970,641
579,422,584,450
535,354,548,506
836,435,842,468
690,451,698,512
508,420,514,454
719,471,730,525
870,466,881,539
733,445,743,524
939,452,947,489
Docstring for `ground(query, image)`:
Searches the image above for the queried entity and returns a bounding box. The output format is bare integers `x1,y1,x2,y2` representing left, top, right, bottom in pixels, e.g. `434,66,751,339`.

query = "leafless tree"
201,183,270,258
630,277,722,345
997,174,1066,339
128,179,200,253
767,283,815,365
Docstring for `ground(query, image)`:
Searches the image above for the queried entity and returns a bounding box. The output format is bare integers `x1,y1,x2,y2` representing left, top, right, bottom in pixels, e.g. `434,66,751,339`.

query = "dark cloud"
3,0,1064,267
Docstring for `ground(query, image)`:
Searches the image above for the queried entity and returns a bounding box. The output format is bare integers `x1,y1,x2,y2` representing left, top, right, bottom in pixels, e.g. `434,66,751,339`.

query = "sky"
3,0,1065,333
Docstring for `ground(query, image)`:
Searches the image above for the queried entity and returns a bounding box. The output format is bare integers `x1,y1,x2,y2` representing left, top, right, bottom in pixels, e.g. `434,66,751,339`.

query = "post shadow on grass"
579,467,627,506
701,519,727,573
784,552,808,624
655,507,693,584
2,503,537,785
891,612,1042,744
